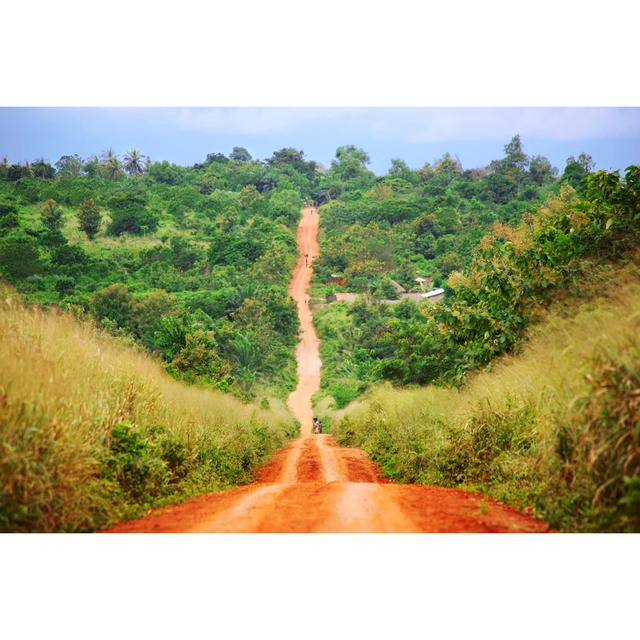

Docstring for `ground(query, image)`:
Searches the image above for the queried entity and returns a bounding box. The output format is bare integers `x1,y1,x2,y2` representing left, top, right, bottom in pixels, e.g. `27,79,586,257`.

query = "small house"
422,287,445,303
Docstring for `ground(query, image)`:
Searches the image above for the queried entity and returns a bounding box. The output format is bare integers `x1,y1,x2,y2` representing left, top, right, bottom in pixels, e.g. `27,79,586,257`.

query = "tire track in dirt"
104,206,548,534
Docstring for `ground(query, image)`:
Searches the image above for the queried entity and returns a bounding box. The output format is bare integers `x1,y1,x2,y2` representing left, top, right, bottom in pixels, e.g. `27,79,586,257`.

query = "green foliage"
230,146,252,162
268,188,304,225
107,189,158,235
32,158,56,179
123,149,146,176
147,160,184,185
77,198,102,239
316,165,639,401
91,284,136,330
328,380,365,409
40,198,63,230
0,198,20,231
332,271,640,531
562,153,594,193
0,232,44,280
55,154,84,177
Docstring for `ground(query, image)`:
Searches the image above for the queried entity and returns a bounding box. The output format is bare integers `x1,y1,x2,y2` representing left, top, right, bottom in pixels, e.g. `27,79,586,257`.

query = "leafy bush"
328,380,365,409
40,198,63,230
107,189,158,235
77,198,102,239
0,232,44,280
91,284,136,330
0,199,20,231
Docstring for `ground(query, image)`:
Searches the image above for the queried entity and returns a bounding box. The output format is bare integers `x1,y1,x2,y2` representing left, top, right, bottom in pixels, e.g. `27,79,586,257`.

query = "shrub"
40,198,63,231
91,284,136,330
77,199,102,239
0,199,20,231
329,379,364,409
107,190,158,235
0,232,44,280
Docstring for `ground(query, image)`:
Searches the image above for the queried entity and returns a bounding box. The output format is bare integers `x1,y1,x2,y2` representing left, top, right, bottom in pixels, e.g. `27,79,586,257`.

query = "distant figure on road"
313,417,322,434
305,253,309,266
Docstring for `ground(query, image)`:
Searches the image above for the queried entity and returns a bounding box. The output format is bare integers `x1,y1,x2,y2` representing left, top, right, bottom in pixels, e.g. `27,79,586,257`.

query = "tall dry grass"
334,263,640,531
0,284,296,531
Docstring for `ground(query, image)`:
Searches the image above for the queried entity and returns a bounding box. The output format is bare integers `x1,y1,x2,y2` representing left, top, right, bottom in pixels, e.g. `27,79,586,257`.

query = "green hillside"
0,148,320,399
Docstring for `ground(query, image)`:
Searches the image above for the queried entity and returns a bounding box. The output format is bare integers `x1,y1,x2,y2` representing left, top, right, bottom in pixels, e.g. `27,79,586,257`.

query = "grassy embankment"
0,285,296,532
332,263,640,532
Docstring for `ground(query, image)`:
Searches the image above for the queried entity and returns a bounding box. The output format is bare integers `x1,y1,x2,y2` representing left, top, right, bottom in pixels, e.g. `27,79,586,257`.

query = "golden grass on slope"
334,263,640,531
0,284,295,531
339,265,640,424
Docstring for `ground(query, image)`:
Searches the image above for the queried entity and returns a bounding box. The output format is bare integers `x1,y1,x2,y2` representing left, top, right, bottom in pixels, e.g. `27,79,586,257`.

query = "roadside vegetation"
333,266,640,531
330,164,640,531
0,284,296,532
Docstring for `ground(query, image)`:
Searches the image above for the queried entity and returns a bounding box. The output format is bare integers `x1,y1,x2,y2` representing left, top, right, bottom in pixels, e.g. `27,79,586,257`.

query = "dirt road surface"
105,206,547,533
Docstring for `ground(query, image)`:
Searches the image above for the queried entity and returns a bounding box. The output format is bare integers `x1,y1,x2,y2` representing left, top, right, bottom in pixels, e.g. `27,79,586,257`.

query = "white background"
1,1,639,638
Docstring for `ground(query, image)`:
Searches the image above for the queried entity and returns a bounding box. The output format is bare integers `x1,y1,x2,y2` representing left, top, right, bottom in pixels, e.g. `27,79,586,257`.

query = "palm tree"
100,152,124,181
98,149,124,180
124,148,145,176
105,157,124,180
32,157,55,179
101,148,117,163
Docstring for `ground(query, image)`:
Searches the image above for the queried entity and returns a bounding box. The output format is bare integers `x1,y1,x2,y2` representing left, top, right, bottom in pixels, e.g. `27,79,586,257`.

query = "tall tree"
100,150,124,181
332,145,372,180
32,158,55,179
563,153,595,192
503,134,529,172
124,149,145,176
77,199,102,239
55,154,83,177
528,155,558,185
434,153,462,174
230,147,252,162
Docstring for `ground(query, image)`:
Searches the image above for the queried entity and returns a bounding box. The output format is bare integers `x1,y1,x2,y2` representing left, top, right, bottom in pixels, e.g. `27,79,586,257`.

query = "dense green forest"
0,137,615,410
0,147,323,399
311,138,617,408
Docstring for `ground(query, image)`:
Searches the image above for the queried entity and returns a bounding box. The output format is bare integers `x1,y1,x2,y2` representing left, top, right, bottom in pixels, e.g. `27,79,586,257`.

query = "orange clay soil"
105,206,548,533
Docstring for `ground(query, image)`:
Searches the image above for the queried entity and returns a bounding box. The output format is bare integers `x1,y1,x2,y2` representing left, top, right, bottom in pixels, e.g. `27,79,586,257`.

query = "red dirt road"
105,206,547,533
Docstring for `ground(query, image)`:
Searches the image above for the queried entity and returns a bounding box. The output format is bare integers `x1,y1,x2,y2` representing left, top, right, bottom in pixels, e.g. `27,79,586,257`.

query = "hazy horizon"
1,107,639,175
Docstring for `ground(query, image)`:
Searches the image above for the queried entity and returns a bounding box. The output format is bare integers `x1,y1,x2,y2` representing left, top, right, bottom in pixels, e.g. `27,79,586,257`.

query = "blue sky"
1,107,638,175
